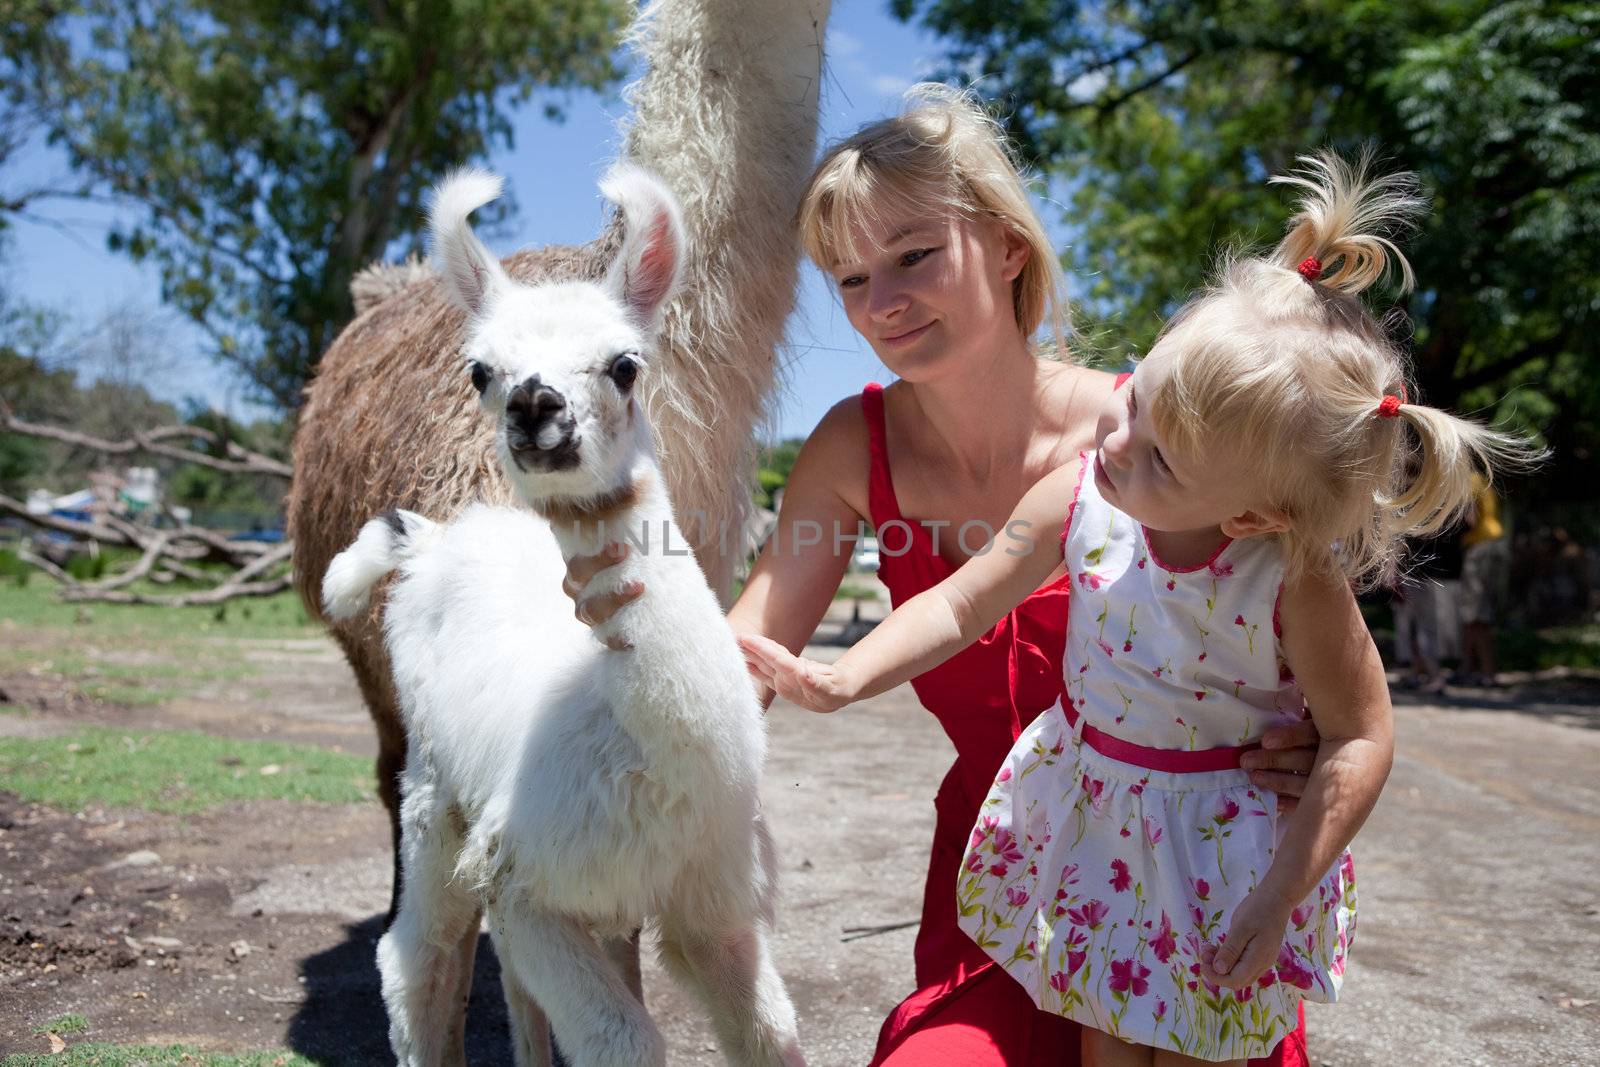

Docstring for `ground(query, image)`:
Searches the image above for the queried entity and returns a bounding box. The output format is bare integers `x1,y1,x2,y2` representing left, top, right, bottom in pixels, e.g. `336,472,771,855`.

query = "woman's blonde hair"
1145,149,1541,590
796,83,1070,353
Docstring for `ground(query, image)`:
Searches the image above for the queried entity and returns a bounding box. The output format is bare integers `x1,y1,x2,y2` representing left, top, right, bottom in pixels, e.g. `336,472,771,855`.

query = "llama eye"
469,361,491,395
608,353,639,392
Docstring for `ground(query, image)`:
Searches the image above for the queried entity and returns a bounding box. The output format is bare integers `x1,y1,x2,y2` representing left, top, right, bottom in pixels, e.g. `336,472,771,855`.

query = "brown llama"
287,5,833,1054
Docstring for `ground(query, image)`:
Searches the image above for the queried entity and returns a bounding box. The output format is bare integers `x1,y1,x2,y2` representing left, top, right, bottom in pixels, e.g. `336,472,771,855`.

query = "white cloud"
826,28,864,58
870,74,915,97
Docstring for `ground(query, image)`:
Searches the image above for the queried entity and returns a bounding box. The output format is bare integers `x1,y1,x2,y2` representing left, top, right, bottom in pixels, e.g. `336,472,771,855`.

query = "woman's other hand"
1200,889,1294,990
561,543,643,651
737,634,858,713
1241,717,1321,812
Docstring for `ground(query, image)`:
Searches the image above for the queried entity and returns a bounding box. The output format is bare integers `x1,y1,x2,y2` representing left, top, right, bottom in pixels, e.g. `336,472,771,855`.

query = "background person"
1459,472,1509,685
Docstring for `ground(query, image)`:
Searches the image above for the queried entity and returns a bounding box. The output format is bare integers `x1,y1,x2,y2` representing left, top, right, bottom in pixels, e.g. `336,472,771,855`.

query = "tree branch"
1095,50,1201,116
1,412,292,478
60,573,293,606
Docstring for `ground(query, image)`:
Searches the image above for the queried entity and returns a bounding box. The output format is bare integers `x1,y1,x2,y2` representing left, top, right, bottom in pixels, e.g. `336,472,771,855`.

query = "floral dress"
956,452,1356,1062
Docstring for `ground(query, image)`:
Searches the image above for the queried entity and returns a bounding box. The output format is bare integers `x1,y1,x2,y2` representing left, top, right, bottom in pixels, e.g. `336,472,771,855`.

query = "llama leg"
657,915,805,1067
499,958,555,1067
488,908,664,1067
375,779,480,1067
658,818,804,1066
439,920,480,1067
602,929,644,1001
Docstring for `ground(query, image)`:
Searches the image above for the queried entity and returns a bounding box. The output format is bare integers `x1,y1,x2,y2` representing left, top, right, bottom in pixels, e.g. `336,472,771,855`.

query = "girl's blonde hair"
1146,149,1540,590
796,83,1070,353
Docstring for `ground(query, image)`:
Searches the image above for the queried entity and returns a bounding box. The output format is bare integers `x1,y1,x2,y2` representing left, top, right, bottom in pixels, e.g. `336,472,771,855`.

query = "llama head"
427,165,684,510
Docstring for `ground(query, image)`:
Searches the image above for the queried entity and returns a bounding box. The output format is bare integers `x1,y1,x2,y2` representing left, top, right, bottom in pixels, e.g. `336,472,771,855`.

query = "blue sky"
3,2,1066,443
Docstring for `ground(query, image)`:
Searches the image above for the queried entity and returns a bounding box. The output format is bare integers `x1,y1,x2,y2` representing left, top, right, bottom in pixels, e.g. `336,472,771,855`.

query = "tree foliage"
15,0,628,410
895,0,1599,496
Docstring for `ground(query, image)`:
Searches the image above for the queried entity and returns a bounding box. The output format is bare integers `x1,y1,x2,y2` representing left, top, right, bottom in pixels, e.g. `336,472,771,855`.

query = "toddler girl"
739,152,1535,1064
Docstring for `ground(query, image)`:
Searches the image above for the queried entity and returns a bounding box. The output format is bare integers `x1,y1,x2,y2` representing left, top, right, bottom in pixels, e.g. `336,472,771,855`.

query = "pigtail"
1390,403,1544,536
1316,396,1544,591
1270,149,1425,296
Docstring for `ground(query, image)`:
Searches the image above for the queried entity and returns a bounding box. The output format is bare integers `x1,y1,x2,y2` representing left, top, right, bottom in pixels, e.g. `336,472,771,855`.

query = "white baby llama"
321,166,805,1067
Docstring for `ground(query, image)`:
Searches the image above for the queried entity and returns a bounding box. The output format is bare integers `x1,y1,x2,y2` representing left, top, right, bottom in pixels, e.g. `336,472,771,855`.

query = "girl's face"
1093,342,1285,539
829,208,1028,381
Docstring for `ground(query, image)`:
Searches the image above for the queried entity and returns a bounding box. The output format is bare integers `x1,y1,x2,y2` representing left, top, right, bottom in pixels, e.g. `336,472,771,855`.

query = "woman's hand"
1200,888,1294,990
736,634,859,713
1241,718,1321,812
560,543,643,651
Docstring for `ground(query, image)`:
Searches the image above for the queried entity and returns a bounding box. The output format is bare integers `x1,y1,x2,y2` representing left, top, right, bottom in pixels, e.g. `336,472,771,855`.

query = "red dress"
860,383,1308,1066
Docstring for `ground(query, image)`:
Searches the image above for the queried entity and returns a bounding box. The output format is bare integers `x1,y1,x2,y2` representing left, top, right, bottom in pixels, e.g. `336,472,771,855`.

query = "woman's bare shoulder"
805,392,871,458
1057,361,1120,402
785,391,872,517
1044,360,1120,451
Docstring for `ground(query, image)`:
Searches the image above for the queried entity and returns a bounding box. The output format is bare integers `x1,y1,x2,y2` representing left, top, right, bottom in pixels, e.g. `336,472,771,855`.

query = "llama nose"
506,376,568,436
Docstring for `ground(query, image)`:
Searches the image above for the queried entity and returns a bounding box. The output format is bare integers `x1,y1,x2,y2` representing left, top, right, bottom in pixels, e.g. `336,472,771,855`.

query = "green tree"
754,438,804,509
895,0,1598,494
16,0,628,410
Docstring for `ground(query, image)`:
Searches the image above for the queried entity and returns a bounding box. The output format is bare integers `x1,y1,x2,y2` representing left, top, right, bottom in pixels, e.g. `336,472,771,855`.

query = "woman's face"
829,208,1028,381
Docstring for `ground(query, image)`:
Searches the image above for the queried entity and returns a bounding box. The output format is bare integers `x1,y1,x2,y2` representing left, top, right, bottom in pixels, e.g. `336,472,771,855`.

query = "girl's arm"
1203,567,1394,988
740,462,1077,712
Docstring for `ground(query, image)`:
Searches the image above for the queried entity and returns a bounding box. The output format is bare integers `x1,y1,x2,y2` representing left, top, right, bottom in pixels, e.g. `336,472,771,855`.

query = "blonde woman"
567,88,1321,1065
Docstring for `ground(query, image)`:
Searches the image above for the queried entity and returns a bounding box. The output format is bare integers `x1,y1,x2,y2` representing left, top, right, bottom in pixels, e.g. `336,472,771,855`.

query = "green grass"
0,727,374,813
0,569,319,643
32,1013,88,1035
0,576,324,708
2,1045,321,1066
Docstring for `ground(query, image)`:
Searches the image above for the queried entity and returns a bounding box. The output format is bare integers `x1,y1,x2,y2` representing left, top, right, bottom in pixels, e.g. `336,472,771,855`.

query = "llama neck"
621,0,832,602
542,478,682,569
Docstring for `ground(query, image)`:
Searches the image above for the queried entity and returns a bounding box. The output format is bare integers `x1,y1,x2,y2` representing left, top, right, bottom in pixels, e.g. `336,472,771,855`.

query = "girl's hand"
1201,890,1293,990
736,634,859,713
560,543,643,651
1241,717,1321,813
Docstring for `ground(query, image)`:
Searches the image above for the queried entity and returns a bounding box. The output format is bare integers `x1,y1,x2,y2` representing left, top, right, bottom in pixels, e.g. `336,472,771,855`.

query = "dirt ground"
2,612,1599,1065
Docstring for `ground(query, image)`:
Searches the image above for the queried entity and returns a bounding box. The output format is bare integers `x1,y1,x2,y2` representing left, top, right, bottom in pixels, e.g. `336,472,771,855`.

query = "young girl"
740,152,1535,1064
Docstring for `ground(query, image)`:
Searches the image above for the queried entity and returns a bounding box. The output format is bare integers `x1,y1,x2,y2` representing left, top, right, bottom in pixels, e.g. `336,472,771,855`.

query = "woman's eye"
901,247,937,267
608,353,639,391
1153,449,1171,476
838,274,865,289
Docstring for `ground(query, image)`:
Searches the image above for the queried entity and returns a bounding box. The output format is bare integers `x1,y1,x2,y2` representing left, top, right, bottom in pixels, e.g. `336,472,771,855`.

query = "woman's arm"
725,399,870,655
740,462,1076,712
1204,567,1394,988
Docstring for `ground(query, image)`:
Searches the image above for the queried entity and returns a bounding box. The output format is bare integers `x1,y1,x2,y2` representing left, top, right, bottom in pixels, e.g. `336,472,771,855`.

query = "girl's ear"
1221,508,1293,540
1000,226,1030,283
427,168,511,317
600,165,685,329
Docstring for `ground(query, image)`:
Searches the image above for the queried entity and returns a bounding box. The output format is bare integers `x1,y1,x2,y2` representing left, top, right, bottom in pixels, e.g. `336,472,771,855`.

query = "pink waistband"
1063,705,1260,773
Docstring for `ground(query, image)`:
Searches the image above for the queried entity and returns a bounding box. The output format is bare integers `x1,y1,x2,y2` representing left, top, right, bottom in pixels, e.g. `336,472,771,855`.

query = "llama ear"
427,168,510,317
600,165,684,328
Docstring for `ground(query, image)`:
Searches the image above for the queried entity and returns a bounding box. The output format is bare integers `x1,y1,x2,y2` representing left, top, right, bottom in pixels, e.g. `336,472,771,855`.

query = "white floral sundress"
956,452,1356,1061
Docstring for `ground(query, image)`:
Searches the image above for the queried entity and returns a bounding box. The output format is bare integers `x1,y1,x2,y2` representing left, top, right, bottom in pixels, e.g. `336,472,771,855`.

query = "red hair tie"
1296,256,1322,281
1376,385,1408,419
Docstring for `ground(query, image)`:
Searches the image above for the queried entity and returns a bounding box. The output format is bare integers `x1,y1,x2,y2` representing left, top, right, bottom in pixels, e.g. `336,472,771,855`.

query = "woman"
566,87,1320,1066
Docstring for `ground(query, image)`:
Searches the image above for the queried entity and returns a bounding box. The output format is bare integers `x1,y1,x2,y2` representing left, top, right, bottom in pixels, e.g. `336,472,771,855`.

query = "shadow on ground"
287,919,530,1066
1389,669,1600,731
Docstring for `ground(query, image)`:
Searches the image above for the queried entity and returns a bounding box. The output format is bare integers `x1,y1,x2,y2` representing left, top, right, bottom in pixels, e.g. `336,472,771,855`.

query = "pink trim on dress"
1061,451,1092,561
1142,526,1234,574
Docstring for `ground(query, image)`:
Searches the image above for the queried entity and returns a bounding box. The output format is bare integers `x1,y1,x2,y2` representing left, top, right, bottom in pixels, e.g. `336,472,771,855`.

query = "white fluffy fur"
324,168,804,1067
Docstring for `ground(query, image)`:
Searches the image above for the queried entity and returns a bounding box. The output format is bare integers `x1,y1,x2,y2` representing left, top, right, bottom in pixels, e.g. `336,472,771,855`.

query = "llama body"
384,501,768,929
323,168,803,1066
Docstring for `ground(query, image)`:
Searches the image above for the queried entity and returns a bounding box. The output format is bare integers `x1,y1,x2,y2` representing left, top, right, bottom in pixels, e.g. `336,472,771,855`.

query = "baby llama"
321,166,805,1067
